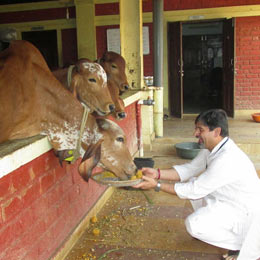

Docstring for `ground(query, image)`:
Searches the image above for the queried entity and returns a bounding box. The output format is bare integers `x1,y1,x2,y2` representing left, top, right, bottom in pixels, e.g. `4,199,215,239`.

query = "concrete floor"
64,115,260,260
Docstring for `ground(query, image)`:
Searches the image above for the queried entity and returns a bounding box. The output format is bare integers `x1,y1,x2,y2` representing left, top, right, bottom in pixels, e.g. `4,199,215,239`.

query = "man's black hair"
195,109,229,137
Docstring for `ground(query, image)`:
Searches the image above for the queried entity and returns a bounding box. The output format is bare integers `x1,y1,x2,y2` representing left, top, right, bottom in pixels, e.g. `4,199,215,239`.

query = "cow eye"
89,78,96,83
116,137,124,143
111,64,117,69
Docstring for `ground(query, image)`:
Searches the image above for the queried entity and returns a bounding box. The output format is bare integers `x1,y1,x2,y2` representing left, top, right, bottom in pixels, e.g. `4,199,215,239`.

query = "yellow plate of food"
91,170,143,187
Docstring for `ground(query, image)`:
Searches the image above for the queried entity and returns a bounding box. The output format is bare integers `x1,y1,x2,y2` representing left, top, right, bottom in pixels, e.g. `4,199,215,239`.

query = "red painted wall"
0,153,106,260
96,25,119,59
142,0,260,12
143,23,154,76
235,17,260,110
0,7,75,24
95,3,119,16
0,102,139,260
95,1,260,14
62,28,78,66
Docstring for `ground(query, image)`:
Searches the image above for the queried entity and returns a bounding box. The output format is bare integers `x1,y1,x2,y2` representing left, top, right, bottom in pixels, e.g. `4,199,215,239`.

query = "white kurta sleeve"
174,149,208,182
174,151,242,200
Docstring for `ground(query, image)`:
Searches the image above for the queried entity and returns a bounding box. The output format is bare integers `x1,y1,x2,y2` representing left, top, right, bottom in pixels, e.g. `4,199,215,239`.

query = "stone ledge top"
0,135,52,179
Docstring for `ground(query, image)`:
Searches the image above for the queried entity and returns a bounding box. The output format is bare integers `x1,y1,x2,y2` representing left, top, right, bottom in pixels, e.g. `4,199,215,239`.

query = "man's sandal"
221,250,240,260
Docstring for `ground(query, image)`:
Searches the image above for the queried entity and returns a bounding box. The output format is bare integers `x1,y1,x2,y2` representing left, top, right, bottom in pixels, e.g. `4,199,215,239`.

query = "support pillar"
75,0,97,61
119,0,144,89
154,87,163,137
153,0,164,137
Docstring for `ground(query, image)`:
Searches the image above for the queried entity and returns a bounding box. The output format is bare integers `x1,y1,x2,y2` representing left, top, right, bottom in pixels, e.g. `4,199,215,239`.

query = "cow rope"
72,103,90,163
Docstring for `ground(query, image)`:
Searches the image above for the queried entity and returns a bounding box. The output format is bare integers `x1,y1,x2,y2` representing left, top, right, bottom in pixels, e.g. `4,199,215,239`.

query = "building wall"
95,1,260,14
235,16,260,110
161,0,260,11
61,28,78,67
96,24,118,58
0,7,75,24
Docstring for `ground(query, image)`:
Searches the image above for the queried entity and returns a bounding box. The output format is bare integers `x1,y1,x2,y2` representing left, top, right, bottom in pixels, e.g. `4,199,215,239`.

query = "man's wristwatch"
154,181,161,192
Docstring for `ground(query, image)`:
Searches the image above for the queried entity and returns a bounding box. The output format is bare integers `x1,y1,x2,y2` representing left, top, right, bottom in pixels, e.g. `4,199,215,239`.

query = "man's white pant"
185,199,250,251
237,209,260,260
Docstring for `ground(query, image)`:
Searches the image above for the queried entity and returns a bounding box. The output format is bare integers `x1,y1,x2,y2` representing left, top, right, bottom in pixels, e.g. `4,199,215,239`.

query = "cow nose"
109,104,115,112
118,112,126,119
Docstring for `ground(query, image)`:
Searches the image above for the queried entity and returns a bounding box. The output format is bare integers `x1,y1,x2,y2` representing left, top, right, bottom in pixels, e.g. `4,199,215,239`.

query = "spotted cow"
53,58,115,116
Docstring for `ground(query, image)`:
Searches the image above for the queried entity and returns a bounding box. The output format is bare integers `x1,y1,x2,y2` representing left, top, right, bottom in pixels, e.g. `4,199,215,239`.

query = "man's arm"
159,168,181,182
140,167,181,182
158,181,177,195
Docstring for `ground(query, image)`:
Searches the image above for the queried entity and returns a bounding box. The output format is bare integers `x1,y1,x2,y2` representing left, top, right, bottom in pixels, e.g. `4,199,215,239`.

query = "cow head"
79,118,136,181
98,51,129,94
69,58,115,116
108,80,127,120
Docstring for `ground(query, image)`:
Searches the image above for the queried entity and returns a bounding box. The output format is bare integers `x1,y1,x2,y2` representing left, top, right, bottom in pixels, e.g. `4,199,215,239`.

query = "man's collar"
211,136,229,154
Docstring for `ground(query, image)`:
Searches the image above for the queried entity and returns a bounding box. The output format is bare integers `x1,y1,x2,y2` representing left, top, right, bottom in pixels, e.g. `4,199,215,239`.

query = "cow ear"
78,139,103,182
69,74,80,97
96,118,110,130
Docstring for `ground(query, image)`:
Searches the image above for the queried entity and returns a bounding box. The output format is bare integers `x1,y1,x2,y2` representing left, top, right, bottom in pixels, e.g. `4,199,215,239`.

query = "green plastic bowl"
175,142,201,159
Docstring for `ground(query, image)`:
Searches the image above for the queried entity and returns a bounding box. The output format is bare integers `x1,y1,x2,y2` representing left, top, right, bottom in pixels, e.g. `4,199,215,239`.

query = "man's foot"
221,250,240,260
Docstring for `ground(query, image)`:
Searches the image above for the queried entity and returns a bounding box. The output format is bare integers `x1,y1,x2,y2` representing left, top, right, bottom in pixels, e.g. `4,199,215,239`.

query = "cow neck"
65,66,93,160
39,80,84,151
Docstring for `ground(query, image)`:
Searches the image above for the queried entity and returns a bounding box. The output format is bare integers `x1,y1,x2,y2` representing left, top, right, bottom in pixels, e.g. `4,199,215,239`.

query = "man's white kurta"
174,137,260,251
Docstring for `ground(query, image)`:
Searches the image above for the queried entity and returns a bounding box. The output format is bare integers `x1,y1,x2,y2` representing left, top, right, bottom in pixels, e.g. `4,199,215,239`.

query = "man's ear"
214,127,222,137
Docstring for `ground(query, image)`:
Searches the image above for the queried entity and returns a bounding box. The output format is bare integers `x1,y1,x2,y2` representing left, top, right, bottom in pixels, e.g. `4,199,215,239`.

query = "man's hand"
141,167,158,179
132,175,157,190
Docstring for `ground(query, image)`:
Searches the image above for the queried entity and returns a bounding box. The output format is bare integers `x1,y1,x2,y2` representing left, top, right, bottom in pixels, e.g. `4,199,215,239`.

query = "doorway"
168,19,234,117
22,30,58,70
183,22,223,113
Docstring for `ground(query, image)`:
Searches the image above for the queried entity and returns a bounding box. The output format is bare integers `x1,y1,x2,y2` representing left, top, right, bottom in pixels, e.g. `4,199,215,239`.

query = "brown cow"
52,58,115,116
97,51,129,120
0,40,136,180
107,79,126,119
